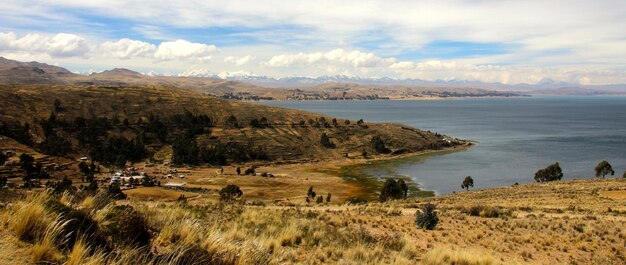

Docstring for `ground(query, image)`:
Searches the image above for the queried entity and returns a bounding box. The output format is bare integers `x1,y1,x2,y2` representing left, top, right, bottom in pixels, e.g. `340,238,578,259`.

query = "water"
258,96,626,195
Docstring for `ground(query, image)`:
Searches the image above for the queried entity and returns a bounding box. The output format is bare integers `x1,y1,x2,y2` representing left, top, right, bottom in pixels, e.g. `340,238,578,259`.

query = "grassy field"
1,177,624,264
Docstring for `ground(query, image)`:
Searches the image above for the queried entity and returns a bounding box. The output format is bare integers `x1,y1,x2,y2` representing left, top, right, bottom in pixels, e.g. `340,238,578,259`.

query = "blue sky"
1,0,625,84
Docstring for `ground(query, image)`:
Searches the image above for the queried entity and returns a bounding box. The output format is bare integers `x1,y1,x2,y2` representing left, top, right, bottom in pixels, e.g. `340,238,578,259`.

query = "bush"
220,184,243,201
415,203,439,230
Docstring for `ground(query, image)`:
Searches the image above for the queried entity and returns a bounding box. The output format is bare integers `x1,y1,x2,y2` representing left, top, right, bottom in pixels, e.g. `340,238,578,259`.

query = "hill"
0,84,463,165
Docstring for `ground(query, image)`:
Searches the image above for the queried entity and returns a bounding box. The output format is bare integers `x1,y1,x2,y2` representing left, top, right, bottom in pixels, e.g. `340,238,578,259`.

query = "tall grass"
422,247,498,265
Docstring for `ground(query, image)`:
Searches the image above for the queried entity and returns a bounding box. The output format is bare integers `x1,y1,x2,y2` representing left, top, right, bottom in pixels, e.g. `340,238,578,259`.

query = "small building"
164,182,185,187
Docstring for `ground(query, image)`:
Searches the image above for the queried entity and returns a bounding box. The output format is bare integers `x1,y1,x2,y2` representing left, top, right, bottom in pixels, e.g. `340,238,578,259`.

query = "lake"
259,96,626,195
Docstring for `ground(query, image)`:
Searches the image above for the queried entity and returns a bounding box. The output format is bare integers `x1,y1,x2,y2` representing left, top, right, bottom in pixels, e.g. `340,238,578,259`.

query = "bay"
258,96,626,195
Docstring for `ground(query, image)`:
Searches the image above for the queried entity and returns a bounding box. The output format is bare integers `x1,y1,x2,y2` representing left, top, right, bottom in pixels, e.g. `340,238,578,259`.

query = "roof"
164,182,186,187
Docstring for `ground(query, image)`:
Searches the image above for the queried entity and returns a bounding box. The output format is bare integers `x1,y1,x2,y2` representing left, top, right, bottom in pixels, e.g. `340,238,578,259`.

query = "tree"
415,203,439,230
307,186,316,199
371,136,390,154
326,192,331,203
172,135,199,165
320,133,335,148
236,167,241,175
316,196,324,204
380,179,408,202
220,184,243,201
461,176,474,190
19,153,37,185
595,161,614,178
0,177,7,187
623,170,626,178
0,152,6,165
534,162,563,182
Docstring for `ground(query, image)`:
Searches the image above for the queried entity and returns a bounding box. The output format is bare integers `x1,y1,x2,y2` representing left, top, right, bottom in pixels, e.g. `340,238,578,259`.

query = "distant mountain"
1,57,623,97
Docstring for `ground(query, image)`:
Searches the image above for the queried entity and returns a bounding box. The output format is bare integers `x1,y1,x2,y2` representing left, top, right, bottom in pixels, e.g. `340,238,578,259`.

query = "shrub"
415,203,439,230
220,184,243,201
534,162,563,182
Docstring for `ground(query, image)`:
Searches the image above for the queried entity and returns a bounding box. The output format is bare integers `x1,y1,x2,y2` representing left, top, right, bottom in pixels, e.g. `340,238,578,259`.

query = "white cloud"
154,39,217,61
0,32,89,57
265,49,396,68
224,55,252,65
100,38,156,59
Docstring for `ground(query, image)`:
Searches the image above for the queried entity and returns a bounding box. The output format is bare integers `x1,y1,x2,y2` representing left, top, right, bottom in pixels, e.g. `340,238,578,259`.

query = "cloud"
154,39,217,61
100,38,156,59
265,49,396,68
0,32,89,57
224,55,252,65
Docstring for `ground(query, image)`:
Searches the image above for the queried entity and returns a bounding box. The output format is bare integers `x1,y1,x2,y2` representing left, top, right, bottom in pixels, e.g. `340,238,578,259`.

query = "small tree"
380,179,408,202
595,161,614,178
461,176,474,191
0,152,7,165
415,203,439,230
534,162,563,182
307,186,316,199
219,184,243,201
623,170,626,178
320,133,335,148
316,195,324,204
326,192,331,203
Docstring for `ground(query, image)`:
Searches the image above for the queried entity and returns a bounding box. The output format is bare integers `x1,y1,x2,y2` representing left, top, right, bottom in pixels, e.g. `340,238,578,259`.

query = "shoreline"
243,95,528,102
305,142,475,201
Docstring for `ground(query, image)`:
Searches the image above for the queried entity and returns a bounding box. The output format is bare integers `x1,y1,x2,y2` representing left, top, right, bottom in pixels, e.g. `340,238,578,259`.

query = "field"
1,176,624,264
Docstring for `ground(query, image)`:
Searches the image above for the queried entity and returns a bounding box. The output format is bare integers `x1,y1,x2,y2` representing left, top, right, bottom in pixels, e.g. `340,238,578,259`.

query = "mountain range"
1,57,624,97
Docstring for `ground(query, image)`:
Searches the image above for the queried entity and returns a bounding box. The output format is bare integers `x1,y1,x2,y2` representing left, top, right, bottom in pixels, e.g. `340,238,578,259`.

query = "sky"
1,0,625,85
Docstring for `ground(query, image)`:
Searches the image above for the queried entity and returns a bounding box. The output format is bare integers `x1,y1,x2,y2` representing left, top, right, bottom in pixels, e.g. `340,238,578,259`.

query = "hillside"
0,176,623,264
0,84,462,164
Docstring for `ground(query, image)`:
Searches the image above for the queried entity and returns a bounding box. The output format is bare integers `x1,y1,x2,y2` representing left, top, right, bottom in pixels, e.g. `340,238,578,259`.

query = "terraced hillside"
0,84,463,163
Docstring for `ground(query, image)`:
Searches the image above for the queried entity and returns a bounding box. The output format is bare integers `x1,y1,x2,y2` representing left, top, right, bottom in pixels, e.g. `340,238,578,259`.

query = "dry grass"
0,178,624,264
422,247,498,265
